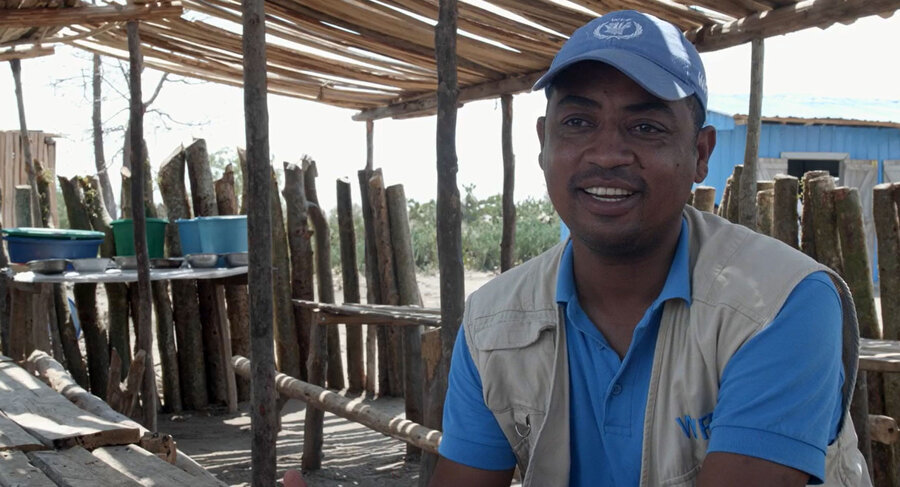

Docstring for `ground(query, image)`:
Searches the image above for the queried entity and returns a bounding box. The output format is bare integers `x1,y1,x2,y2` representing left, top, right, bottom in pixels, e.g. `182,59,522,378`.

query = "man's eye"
562,117,592,128
633,123,663,134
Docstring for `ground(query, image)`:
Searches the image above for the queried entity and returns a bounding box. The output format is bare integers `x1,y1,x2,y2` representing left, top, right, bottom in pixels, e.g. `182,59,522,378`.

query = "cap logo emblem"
593,19,643,40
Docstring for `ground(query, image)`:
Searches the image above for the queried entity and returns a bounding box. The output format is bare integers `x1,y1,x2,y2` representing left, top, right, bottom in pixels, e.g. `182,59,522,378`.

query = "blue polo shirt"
440,221,844,485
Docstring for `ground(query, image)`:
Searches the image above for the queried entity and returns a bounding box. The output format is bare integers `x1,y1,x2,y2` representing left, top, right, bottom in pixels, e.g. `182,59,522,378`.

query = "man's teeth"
584,187,633,199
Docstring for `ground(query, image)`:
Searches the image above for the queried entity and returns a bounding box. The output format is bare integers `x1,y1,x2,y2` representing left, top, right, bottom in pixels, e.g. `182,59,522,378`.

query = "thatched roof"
2,0,899,120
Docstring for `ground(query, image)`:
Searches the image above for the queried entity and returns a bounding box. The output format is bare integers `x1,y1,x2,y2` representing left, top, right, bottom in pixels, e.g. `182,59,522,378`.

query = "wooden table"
7,266,247,413
859,337,900,373
0,355,223,486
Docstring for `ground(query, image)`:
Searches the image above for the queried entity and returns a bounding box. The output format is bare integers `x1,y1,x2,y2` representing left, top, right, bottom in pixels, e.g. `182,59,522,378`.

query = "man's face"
537,62,715,258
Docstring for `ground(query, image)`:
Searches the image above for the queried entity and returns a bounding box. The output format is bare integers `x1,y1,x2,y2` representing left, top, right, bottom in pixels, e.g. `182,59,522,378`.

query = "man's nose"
583,127,634,169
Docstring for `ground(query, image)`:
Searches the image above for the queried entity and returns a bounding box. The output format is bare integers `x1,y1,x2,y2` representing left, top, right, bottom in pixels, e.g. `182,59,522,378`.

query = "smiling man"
429,10,871,487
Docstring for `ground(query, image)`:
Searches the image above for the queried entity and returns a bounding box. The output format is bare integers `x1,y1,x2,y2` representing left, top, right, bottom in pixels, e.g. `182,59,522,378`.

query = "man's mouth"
583,186,635,202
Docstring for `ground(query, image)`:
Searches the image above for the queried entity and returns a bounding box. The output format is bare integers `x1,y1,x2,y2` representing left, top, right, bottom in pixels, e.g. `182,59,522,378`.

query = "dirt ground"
145,270,498,487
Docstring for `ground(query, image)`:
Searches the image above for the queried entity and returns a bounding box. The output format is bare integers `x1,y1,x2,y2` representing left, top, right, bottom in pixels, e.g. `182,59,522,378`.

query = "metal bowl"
224,252,248,267
70,257,111,273
186,253,218,268
27,259,68,274
151,257,183,269
113,256,137,270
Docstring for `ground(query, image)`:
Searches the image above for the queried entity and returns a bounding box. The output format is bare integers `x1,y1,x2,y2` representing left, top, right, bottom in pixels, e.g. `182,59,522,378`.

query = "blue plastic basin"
4,236,104,263
175,219,202,255
196,216,248,254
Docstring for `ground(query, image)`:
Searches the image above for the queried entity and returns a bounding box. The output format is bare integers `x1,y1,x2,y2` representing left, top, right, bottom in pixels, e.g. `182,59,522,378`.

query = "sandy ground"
132,270,498,487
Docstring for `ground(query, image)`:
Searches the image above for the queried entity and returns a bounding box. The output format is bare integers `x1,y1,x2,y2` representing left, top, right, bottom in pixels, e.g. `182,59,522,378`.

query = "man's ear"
536,116,546,170
693,125,716,183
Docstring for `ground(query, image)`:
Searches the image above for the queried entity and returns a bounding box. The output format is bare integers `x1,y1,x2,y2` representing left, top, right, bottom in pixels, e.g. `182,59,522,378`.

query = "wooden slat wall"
0,130,58,229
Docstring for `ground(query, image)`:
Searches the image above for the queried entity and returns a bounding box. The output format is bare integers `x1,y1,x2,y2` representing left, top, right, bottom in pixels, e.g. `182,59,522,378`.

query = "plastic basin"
175,219,202,255
196,216,248,254
110,218,168,258
3,235,104,263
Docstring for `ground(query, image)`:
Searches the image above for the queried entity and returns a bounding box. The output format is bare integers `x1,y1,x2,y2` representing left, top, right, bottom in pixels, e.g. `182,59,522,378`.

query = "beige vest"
463,206,871,486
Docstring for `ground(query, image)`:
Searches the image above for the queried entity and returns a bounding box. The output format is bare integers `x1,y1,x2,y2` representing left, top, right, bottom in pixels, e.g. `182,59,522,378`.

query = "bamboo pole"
386,184,424,460
158,145,209,410
58,175,108,398
127,20,157,431
424,0,462,482
303,159,344,390
369,170,402,397
809,176,842,274
9,59,40,227
726,165,742,224
14,185,33,227
738,38,763,230
234,355,441,454
692,186,715,213
241,0,278,478
336,178,365,393
500,93,515,272
215,164,250,402
358,168,381,396
756,189,774,237
283,163,312,383
773,175,799,249
800,170,830,259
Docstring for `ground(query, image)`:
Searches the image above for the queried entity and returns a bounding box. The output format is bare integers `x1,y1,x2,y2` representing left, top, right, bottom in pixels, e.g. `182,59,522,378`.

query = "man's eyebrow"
555,94,600,109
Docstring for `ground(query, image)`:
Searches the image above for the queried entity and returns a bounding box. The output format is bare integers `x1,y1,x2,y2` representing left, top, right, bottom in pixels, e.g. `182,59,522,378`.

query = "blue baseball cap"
533,10,708,112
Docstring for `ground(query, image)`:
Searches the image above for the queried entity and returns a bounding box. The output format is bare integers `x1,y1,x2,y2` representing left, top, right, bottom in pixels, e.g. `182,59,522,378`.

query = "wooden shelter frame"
4,1,900,485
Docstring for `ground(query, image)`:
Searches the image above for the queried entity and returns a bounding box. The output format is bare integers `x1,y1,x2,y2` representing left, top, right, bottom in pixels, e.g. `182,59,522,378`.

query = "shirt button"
611,383,623,395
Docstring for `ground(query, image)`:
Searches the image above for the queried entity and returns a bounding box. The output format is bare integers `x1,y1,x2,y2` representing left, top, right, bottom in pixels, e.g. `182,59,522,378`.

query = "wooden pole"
500,93,516,272
241,0,278,480
692,186,715,213
809,176,842,274
419,327,442,487
0,186,9,357
234,355,442,454
283,163,312,382
756,189,774,237
800,170,830,259
304,160,344,390
14,185,33,227
717,176,731,218
34,160,52,227
158,145,209,410
126,20,157,432
386,183,425,460
92,54,117,219
726,165,742,224
358,168,381,396
425,0,463,482
58,176,108,398
369,170,403,397
366,120,374,172
336,178,365,393
773,175,799,249
9,59,41,227
738,38,763,230
215,165,251,402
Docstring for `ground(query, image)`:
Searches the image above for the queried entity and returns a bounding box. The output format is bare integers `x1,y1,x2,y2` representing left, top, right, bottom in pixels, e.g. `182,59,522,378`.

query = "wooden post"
283,163,313,383
717,176,731,218
185,138,230,406
500,93,515,272
419,327,442,487
756,189,774,237
424,0,463,483
157,145,209,411
304,160,344,390
9,59,41,227
800,170,830,259
726,165,742,224
387,184,425,460
92,54,117,219
358,168,381,396
0,185,8,358
738,38,763,230
58,176,108,398
14,185,33,227
126,20,157,431
34,160,52,227
809,176,842,274
215,164,251,402
337,178,365,393
270,168,302,380
773,175,799,249
691,186,715,213
241,0,278,479
369,170,402,397
873,183,900,486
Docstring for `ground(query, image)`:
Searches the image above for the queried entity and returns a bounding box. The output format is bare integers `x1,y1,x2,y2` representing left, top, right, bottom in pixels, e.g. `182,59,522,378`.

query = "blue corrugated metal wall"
703,114,900,203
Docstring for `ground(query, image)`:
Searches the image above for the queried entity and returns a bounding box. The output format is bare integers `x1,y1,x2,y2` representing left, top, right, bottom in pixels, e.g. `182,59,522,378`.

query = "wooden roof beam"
0,46,54,61
688,0,900,52
353,70,542,121
0,2,184,28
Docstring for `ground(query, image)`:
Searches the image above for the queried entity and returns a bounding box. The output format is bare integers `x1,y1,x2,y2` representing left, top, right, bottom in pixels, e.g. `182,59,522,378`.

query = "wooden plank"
0,3,184,27
0,450,56,487
27,446,143,487
860,338,900,373
92,444,215,487
0,47,55,62
0,361,140,449
0,411,44,452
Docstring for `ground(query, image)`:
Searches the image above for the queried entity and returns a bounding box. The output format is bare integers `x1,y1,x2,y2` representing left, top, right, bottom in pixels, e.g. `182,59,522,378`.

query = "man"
430,10,870,487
